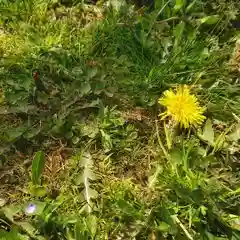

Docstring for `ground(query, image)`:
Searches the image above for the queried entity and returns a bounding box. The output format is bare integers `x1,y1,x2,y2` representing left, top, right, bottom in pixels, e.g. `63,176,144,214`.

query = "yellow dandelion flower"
158,85,206,128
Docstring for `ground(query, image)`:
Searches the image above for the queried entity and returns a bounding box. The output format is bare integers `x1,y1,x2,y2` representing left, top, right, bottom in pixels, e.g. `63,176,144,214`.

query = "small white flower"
25,203,36,214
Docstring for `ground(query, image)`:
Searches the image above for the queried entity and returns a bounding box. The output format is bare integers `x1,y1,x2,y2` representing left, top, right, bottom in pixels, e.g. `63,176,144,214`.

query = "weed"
0,0,240,239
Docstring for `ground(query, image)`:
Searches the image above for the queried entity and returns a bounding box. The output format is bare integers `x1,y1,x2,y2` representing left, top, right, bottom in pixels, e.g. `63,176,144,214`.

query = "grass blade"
32,151,45,185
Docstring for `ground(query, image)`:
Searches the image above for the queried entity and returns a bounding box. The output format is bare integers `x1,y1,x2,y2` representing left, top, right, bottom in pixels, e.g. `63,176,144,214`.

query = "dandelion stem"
155,120,169,159
172,215,193,240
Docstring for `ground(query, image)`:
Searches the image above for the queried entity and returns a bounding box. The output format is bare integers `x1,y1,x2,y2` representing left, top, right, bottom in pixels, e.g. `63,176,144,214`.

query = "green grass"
0,0,240,239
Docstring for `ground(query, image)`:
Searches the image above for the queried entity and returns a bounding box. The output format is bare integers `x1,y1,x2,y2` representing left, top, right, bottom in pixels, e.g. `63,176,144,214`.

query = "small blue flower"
25,203,36,215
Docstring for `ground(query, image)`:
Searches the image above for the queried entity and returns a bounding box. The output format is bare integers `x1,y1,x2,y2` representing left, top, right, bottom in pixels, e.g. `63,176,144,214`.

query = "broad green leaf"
81,83,91,95
186,0,197,12
65,131,73,139
200,206,207,216
205,231,228,239
227,123,240,142
86,215,98,237
100,130,113,152
94,82,105,94
24,127,40,139
174,0,185,12
109,0,125,10
7,126,28,141
104,89,114,97
157,221,170,232
31,151,46,185
148,165,163,189
155,0,164,9
0,197,6,207
21,76,32,91
75,222,89,240
66,227,74,240
79,99,100,109
173,21,185,39
117,199,138,216
173,21,185,47
197,146,206,156
86,68,98,80
156,207,175,227
232,232,240,240
200,119,214,145
72,66,83,76
169,149,183,166
212,132,226,153
0,228,29,240
30,186,47,197
3,205,21,222
0,106,35,115
15,222,36,236
80,123,99,138
128,131,138,140
78,152,98,213
200,15,220,25
15,221,46,239
72,136,80,144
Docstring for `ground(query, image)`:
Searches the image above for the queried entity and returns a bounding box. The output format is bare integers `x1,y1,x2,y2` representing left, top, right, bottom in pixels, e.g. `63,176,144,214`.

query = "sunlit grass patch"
0,0,240,239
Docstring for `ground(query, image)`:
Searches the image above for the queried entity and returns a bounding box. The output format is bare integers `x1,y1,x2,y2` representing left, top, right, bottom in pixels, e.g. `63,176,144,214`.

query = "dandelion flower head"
158,85,206,128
